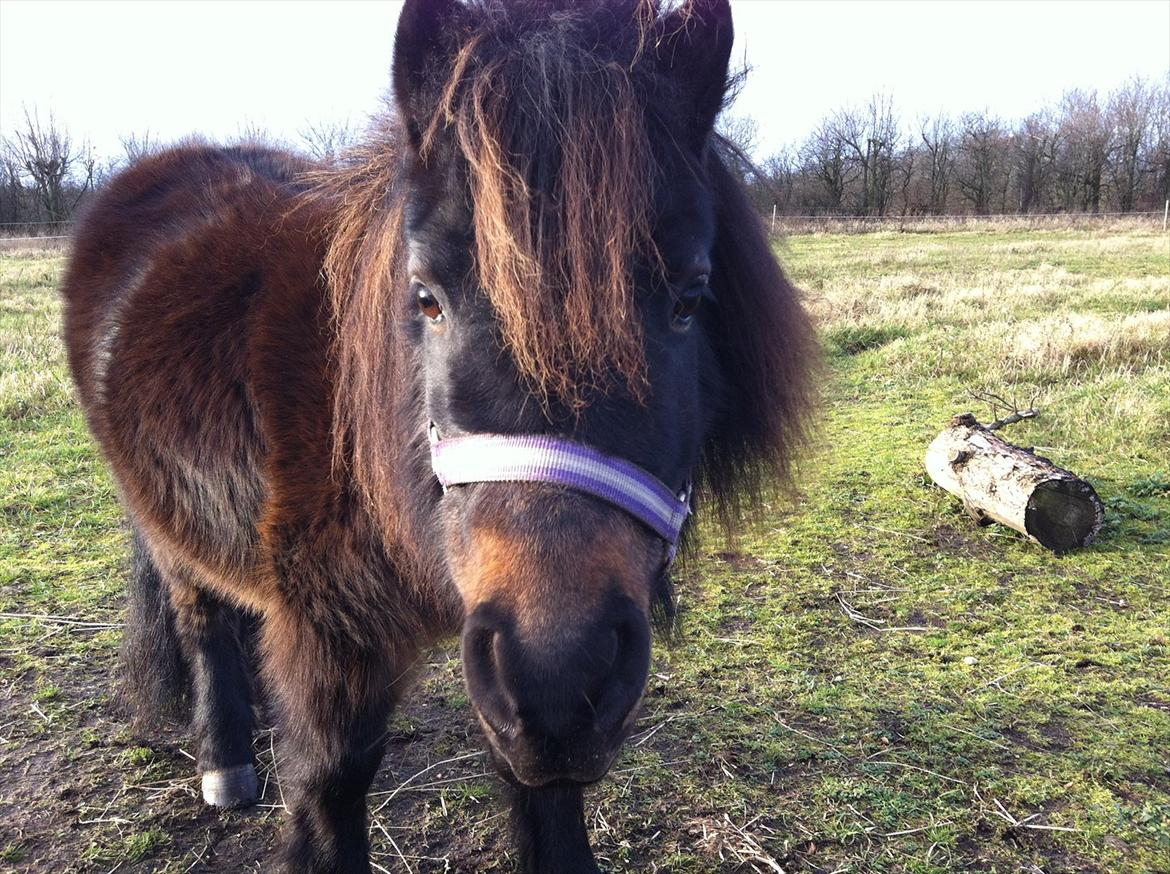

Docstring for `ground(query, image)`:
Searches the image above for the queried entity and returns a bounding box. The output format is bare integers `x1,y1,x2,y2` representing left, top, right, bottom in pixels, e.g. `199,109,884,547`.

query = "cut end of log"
1025,479,1104,552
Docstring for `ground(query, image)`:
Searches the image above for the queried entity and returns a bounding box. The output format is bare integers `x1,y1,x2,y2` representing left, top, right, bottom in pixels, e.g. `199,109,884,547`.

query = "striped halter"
428,426,692,566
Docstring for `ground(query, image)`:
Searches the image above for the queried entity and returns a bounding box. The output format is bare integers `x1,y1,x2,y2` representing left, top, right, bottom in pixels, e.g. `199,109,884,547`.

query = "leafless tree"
760,147,798,214
2,108,92,222
956,111,1009,215
717,114,759,159
234,120,285,148
0,152,29,225
836,93,900,216
714,113,763,190
1149,75,1170,206
919,114,955,214
120,130,162,165
299,119,358,163
1106,77,1154,212
1014,111,1059,213
798,116,855,213
895,141,917,216
1054,89,1112,213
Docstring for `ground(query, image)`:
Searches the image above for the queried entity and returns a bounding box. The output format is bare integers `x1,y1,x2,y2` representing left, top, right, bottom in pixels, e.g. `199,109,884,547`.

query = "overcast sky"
2,0,1167,161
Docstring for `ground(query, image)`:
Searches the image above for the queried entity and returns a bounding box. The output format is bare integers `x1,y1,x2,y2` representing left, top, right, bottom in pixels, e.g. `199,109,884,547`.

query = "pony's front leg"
510,782,600,874
263,605,409,873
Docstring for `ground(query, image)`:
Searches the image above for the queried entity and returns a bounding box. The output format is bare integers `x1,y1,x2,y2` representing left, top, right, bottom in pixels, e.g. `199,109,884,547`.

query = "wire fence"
0,220,73,245
1,208,1167,246
768,209,1169,236
0,234,71,247
773,209,1162,223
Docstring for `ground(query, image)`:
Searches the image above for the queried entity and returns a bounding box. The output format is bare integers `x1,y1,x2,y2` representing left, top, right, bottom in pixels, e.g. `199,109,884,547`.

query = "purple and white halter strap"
428,426,692,566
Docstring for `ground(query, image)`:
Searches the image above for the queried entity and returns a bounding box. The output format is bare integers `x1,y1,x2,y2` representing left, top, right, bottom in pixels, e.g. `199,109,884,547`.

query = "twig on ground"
773,714,840,749
867,760,968,786
0,611,121,630
863,524,932,544
966,387,1040,431
183,840,211,872
121,775,199,803
974,662,1048,692
692,812,787,873
881,820,952,838
372,818,415,874
986,409,1038,431
269,727,286,810
984,792,1082,833
942,722,1013,751
630,714,678,748
835,591,928,632
370,751,484,813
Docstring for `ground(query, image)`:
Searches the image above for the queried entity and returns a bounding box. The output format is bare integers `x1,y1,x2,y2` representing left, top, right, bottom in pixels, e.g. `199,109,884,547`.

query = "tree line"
723,75,1169,217
2,74,1168,230
0,113,357,230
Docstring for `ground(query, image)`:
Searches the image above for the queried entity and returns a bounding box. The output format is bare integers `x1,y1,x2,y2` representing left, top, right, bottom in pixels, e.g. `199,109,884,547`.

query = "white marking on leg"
201,763,259,808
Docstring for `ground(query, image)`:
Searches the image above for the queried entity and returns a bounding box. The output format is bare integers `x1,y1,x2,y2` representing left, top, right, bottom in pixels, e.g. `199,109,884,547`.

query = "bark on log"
924,413,1104,552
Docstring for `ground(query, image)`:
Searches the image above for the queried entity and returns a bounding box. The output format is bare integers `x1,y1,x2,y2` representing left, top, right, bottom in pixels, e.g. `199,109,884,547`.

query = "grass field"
1,223,1168,872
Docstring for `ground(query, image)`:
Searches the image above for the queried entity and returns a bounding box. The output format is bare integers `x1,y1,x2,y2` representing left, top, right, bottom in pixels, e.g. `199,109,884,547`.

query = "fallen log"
924,413,1104,552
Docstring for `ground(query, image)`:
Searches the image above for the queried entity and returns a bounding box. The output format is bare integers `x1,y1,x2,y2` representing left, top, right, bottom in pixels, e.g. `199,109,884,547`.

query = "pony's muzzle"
461,595,651,786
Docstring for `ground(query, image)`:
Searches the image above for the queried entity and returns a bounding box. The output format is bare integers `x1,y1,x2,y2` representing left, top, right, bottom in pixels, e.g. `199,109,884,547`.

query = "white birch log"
924,413,1104,552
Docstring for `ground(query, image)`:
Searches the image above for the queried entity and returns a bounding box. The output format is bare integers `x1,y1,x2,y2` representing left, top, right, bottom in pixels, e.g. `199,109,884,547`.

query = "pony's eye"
672,274,708,327
416,285,444,322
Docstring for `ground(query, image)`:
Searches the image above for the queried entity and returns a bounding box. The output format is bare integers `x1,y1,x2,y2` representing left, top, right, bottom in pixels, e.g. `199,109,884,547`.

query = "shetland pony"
61,1,815,870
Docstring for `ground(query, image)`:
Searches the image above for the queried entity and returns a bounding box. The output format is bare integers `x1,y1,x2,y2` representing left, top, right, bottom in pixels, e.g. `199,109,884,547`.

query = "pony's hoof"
202,764,259,808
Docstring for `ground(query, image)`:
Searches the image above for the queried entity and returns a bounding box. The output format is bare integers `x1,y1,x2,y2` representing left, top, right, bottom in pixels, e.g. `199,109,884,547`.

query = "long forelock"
423,1,667,408
317,1,816,572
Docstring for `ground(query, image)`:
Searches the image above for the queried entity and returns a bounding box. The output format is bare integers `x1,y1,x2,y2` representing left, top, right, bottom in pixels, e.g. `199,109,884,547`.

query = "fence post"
771,203,777,235
1163,199,1168,232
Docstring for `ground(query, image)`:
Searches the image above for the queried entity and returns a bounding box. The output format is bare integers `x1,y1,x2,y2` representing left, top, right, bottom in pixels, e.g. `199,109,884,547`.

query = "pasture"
1,222,1167,872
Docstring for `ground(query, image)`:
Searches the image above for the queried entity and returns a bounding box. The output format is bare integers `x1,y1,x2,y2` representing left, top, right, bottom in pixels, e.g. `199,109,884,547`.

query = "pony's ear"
393,0,463,150
654,0,734,148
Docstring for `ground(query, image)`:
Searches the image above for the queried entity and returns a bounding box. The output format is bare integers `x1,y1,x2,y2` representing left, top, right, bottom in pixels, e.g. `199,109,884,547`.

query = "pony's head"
329,0,815,788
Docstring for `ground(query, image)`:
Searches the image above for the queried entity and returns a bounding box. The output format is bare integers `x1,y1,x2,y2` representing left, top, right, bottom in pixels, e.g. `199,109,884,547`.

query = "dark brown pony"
61,1,815,871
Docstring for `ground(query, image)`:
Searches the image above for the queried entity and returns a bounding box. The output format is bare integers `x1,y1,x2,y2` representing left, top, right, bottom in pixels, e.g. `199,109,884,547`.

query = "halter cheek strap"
428,425,692,567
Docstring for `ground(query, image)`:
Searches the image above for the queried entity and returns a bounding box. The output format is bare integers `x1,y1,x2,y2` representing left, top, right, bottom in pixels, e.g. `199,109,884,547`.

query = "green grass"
1,225,1168,871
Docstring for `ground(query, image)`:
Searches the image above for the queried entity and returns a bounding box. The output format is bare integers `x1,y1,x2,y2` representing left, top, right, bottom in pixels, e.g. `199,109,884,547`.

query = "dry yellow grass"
787,223,1169,472
1005,310,1169,373
0,253,73,420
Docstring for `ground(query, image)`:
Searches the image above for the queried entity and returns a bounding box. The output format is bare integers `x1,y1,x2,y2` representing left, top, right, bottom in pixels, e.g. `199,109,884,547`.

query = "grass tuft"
825,324,911,355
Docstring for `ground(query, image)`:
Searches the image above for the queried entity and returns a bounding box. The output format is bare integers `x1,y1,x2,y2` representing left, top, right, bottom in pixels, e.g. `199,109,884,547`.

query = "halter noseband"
428,425,692,567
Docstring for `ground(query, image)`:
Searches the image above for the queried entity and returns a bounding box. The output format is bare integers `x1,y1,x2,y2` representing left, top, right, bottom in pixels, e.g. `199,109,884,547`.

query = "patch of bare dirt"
0,638,514,872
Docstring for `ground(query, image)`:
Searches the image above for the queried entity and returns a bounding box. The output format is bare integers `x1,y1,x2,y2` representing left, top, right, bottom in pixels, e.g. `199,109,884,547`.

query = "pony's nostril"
463,618,519,738
600,628,619,669
593,616,651,734
491,630,508,678
467,626,496,681
480,702,516,739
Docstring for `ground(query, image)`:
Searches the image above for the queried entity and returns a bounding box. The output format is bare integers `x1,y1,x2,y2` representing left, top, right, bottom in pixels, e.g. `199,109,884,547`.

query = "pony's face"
393,0,734,787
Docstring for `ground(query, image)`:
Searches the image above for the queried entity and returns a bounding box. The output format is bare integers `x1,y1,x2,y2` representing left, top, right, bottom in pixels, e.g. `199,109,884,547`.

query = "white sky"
2,0,1168,161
